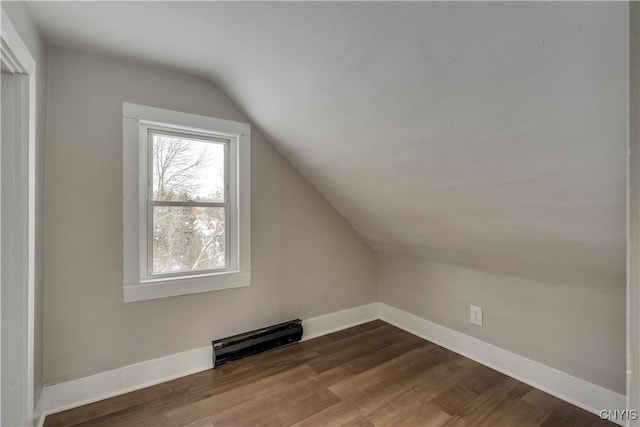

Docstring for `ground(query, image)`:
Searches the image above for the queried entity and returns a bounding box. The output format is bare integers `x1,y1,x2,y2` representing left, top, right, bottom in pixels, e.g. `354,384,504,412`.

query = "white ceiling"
27,1,628,294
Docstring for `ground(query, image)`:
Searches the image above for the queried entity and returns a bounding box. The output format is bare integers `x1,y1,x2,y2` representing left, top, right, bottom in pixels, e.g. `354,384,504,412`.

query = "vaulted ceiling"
27,1,629,293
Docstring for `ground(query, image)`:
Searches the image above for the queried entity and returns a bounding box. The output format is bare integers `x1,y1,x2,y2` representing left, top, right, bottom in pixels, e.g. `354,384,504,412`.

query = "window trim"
123,103,251,302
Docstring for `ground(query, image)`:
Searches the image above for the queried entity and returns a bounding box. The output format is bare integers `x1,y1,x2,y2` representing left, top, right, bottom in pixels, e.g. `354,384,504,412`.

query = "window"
123,103,250,302
147,127,229,277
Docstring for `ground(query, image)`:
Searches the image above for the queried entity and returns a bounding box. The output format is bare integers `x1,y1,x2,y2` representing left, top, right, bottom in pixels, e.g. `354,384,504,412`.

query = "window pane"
151,133,225,202
152,206,226,274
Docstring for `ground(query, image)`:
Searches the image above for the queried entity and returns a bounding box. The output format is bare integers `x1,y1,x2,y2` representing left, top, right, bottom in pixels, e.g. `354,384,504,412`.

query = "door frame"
1,8,37,426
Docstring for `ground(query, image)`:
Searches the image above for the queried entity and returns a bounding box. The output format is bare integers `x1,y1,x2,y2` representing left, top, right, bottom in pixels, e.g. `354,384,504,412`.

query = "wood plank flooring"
43,320,614,427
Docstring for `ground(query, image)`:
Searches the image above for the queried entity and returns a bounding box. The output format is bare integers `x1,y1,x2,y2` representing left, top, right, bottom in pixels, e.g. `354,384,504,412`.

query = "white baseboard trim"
40,345,212,422
378,303,626,426
38,302,380,421
301,302,379,341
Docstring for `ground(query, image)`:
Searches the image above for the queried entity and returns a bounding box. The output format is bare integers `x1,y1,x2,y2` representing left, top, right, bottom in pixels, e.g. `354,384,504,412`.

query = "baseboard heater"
212,319,303,367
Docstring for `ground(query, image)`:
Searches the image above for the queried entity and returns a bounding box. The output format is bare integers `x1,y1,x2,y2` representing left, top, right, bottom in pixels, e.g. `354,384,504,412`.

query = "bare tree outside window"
150,134,227,275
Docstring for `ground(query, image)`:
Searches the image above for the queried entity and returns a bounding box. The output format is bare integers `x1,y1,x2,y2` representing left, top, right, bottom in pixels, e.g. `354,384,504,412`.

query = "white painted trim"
37,303,378,418
41,346,212,416
301,302,380,341
379,303,627,426
124,271,251,303
122,102,251,302
1,9,37,427
123,103,251,137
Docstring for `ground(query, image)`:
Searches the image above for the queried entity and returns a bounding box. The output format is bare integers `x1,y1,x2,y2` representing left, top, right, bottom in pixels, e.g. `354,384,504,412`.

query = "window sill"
124,271,251,303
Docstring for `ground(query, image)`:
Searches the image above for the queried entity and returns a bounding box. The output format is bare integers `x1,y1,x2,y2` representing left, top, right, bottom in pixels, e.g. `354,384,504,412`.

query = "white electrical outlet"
470,305,483,326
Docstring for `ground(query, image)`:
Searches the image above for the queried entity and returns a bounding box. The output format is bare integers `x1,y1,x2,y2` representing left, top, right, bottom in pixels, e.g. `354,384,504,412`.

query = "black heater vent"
212,319,303,367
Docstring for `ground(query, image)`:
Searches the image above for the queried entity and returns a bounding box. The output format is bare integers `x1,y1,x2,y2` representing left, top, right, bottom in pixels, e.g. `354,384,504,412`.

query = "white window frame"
142,125,234,279
123,103,250,302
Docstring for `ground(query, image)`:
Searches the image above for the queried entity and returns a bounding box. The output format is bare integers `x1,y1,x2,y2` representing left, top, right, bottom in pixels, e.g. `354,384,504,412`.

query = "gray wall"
379,254,625,393
0,0,47,407
628,0,640,419
44,47,378,385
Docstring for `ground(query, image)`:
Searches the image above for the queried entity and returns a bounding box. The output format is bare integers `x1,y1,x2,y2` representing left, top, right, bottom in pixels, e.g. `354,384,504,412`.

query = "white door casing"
1,8,37,427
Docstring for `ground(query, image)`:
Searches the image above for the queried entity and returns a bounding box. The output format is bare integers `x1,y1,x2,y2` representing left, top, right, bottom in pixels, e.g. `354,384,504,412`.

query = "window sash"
149,200,228,208
147,203,231,279
147,128,230,204
145,127,232,278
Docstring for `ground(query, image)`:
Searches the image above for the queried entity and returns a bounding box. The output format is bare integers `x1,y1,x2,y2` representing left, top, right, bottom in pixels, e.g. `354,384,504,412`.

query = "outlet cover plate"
470,305,483,326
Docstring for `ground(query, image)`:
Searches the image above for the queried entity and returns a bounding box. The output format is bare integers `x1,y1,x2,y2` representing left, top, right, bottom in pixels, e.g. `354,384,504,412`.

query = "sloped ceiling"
27,1,628,293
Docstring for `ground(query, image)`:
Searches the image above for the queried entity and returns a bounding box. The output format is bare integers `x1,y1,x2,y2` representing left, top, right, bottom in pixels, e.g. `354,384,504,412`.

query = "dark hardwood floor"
44,320,614,427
